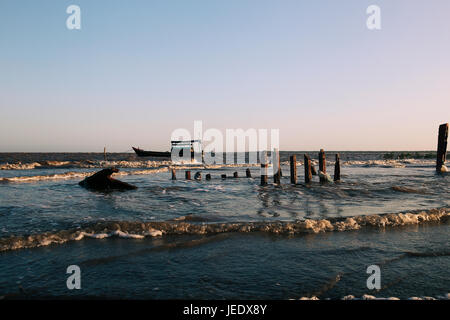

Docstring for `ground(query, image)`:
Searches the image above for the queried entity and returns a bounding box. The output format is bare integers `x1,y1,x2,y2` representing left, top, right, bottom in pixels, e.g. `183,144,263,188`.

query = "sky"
0,0,449,152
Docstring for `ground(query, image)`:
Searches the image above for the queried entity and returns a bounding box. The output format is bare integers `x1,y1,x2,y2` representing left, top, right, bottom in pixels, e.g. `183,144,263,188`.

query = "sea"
0,151,448,300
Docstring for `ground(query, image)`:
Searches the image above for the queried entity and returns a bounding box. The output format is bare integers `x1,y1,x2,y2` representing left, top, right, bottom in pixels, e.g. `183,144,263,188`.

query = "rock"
78,168,137,191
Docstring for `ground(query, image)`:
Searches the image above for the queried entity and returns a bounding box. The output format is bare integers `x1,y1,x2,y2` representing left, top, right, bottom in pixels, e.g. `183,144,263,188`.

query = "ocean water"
0,152,448,299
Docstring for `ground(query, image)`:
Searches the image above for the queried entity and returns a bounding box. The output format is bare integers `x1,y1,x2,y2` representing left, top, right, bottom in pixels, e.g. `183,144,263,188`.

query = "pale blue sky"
0,0,449,151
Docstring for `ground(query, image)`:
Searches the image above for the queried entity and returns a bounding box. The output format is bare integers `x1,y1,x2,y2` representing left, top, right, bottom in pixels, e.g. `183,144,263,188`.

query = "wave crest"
0,208,448,252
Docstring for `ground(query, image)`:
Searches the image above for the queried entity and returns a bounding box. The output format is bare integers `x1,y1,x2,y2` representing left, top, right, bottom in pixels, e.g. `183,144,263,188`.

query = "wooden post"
233,172,238,178
273,148,281,185
304,154,312,183
290,155,297,184
103,147,107,161
171,168,176,180
334,154,341,182
221,174,227,180
246,168,252,178
319,149,326,182
194,172,201,180
436,123,448,173
261,151,268,186
185,171,191,180
206,174,211,180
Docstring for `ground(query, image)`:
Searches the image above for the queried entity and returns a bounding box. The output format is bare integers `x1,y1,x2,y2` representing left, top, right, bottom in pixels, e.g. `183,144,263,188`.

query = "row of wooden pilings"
170,149,341,186
170,122,448,183
171,168,252,181
260,149,340,186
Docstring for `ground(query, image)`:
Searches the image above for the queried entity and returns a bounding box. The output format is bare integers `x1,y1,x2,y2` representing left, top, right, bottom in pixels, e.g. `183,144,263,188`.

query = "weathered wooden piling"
171,168,176,180
185,171,191,180
246,168,252,178
103,147,107,161
260,151,268,186
304,154,312,183
194,172,202,180
334,154,341,182
221,174,227,180
206,174,211,180
233,172,239,178
273,148,281,185
290,155,297,184
319,149,326,182
436,123,448,173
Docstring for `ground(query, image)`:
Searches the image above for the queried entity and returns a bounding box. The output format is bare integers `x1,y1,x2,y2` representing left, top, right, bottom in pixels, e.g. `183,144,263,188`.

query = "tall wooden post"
273,148,281,185
319,149,326,182
436,123,448,173
304,154,312,183
261,151,268,186
185,171,191,180
290,155,297,184
103,147,107,161
334,154,341,182
246,168,252,178
171,168,176,180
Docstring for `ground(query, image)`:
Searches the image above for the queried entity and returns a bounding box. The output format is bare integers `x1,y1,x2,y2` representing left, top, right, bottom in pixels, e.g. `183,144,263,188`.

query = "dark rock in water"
78,168,137,191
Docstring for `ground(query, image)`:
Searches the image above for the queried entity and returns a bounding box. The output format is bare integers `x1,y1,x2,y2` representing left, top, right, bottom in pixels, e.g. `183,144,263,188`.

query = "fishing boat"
132,147,171,157
132,140,203,160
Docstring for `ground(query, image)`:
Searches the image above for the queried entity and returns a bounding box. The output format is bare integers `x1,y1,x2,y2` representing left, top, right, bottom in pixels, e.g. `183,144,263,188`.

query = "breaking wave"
0,158,434,171
0,160,172,170
0,167,169,183
297,293,450,300
0,163,261,183
1,208,448,252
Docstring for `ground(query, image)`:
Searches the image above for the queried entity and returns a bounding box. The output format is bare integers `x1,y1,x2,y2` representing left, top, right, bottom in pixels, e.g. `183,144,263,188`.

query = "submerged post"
185,171,191,180
221,174,227,180
273,148,281,185
304,154,312,183
206,173,211,181
233,172,239,178
246,168,252,178
194,172,202,181
290,155,297,184
334,154,341,182
319,149,326,182
171,168,176,180
436,123,448,173
261,151,268,186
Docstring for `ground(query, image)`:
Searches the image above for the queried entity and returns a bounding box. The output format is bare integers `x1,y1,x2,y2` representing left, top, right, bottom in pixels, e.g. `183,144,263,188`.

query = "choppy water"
0,152,448,299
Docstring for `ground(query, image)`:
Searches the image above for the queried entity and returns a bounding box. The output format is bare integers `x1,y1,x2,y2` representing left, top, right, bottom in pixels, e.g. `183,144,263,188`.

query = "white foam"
299,294,448,300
